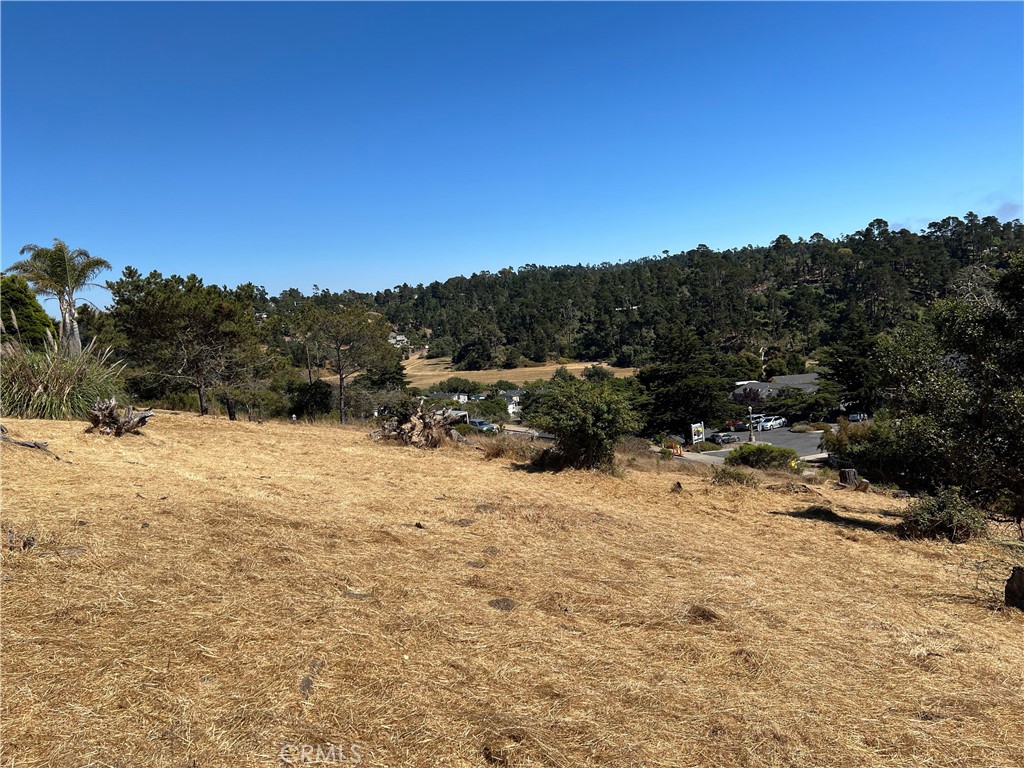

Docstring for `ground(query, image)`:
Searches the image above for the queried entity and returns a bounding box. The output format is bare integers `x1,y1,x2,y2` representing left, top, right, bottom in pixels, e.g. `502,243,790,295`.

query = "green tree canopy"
829,253,1024,530
106,268,268,416
637,327,737,434
0,275,56,346
320,304,405,423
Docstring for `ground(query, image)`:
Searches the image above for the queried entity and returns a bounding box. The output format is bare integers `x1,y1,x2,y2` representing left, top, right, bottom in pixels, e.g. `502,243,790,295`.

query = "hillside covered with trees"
363,213,1023,370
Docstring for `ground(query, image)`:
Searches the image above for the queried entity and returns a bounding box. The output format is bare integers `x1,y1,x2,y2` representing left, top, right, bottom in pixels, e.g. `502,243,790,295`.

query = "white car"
758,416,787,431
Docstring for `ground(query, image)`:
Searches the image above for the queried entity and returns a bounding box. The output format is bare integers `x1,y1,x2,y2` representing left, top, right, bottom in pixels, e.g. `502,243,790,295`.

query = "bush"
896,488,987,543
724,443,800,472
711,466,760,487
526,377,640,470
0,335,124,420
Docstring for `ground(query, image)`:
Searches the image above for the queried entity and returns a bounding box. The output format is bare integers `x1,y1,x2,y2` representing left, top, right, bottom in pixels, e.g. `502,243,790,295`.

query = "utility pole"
748,405,755,443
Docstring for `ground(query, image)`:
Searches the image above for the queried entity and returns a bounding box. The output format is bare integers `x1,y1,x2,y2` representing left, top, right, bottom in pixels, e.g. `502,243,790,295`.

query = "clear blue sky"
3,1,1022,311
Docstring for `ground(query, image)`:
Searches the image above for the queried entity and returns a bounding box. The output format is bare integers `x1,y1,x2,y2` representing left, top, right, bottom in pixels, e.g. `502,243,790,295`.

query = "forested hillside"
360,213,1022,369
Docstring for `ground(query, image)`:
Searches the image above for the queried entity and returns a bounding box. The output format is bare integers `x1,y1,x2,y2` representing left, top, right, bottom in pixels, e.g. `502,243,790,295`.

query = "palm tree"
4,238,111,355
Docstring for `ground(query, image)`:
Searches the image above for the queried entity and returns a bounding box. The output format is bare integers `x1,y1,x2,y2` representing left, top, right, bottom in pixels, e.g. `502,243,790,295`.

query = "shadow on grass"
509,461,562,474
770,504,898,533
508,447,573,474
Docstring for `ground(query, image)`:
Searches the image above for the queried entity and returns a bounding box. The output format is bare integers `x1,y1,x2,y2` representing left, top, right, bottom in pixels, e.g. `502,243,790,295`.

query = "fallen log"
86,397,155,436
370,406,467,448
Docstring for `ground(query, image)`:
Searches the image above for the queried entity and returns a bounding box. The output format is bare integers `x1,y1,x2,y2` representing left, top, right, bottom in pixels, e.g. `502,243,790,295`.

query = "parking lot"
704,426,828,460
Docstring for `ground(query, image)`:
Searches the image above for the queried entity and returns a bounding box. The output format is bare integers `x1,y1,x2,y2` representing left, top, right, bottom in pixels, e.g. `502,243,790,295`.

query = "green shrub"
690,440,718,453
724,443,800,472
0,334,124,420
526,377,640,470
896,488,986,543
711,466,760,487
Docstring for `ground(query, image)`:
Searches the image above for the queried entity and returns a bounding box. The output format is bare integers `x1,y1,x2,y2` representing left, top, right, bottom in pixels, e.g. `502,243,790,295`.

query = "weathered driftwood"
370,406,467,448
86,398,155,436
0,423,59,459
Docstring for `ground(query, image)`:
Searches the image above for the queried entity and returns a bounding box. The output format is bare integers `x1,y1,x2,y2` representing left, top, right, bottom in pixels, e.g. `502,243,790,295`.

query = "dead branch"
0,423,59,460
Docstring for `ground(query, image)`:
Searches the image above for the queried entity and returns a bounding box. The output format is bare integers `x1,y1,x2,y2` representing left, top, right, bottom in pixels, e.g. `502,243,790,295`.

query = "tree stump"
839,468,859,488
1005,567,1024,611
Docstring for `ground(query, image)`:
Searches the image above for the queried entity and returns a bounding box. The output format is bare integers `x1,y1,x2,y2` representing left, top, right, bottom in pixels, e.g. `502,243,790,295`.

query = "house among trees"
498,389,525,419
732,373,819,402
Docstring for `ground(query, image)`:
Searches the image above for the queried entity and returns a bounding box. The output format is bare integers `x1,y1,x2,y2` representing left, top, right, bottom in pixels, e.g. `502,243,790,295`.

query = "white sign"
691,422,705,444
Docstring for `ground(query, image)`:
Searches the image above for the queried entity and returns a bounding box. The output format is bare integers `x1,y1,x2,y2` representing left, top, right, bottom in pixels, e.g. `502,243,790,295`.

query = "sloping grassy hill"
1,415,1021,767
401,356,635,390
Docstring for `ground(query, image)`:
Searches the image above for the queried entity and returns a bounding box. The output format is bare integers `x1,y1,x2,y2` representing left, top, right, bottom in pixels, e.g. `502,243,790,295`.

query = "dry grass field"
401,356,635,390
1,414,1022,768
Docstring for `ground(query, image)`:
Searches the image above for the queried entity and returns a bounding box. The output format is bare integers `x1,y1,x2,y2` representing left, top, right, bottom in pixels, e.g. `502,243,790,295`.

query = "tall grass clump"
711,466,760,487
481,434,541,463
0,332,124,420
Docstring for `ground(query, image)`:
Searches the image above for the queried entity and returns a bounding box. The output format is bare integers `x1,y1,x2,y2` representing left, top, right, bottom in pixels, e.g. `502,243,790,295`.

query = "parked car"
468,418,498,433
732,414,765,431
710,432,741,445
758,416,787,431
847,412,869,423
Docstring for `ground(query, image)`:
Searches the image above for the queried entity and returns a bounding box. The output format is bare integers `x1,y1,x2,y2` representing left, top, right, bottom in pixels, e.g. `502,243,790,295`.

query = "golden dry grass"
1,414,1022,768
402,357,635,390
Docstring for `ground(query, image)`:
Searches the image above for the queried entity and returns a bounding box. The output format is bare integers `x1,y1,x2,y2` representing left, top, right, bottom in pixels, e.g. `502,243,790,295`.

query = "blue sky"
3,1,1022,312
